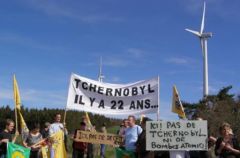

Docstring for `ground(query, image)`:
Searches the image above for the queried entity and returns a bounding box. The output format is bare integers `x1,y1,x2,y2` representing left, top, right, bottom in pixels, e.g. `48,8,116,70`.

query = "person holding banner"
49,113,68,136
23,123,42,158
0,119,18,158
72,122,88,158
49,113,68,158
215,122,240,158
170,85,189,158
124,115,142,158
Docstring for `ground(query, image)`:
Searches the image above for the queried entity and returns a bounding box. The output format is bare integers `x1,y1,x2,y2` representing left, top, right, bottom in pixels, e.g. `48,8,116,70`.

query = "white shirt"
170,151,186,158
49,123,64,135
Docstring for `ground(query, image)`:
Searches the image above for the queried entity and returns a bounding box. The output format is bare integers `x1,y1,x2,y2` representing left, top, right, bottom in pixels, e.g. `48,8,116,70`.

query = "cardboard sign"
146,120,208,151
75,130,123,146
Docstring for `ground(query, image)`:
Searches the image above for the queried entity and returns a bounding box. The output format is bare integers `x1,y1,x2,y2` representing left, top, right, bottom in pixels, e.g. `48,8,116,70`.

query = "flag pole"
14,106,18,133
13,75,19,133
63,73,73,125
157,76,160,120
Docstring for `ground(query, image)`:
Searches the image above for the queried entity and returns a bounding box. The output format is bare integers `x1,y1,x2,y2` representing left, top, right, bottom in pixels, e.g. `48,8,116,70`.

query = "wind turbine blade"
185,28,201,37
200,1,206,34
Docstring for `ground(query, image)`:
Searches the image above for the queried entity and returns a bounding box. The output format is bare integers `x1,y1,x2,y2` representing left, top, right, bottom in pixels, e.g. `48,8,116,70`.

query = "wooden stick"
63,108,67,126
15,108,19,133
32,130,60,147
32,138,47,147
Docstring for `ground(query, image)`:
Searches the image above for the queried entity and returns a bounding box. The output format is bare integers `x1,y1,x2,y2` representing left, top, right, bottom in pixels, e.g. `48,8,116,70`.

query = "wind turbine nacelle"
201,32,212,38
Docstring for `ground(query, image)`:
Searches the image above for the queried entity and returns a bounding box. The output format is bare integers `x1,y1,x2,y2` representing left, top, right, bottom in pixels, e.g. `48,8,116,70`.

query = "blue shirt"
124,125,142,151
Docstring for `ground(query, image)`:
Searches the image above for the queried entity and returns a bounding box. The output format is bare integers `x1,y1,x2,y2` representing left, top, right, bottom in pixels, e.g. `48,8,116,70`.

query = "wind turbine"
185,1,212,98
98,57,104,82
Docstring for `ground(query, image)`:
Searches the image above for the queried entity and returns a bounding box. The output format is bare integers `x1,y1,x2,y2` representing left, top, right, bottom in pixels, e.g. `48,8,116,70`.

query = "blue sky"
0,0,240,120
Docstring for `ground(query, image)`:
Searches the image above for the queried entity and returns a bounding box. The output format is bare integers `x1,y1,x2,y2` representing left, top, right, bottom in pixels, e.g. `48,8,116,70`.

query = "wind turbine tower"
185,1,212,98
98,57,104,82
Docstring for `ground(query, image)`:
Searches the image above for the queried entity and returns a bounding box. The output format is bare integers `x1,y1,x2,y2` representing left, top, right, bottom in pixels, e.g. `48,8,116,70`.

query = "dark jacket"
215,136,240,158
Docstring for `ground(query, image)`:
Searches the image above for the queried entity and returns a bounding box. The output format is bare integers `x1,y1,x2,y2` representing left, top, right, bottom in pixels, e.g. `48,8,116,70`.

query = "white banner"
146,121,208,151
66,73,159,115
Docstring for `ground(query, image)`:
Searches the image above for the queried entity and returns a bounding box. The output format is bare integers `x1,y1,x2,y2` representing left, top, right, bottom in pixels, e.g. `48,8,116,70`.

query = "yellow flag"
13,75,21,109
172,85,186,119
13,75,29,138
50,130,67,158
85,112,92,127
18,111,29,139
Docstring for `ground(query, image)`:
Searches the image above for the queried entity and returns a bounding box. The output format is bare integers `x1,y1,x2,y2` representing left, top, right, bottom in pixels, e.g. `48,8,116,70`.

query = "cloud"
81,57,129,68
84,48,150,68
182,0,240,21
182,0,203,15
165,57,189,65
24,0,123,23
0,87,66,108
127,48,145,58
109,76,121,83
111,76,121,82
0,89,12,100
0,33,61,52
104,58,130,67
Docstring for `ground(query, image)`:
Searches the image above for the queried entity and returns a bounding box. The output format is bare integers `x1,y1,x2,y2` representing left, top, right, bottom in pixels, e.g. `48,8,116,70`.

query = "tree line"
1,85,239,139
0,106,121,133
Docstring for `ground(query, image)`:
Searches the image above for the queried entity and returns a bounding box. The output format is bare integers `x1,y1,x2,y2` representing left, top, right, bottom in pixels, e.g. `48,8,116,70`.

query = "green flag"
115,147,136,158
7,142,30,158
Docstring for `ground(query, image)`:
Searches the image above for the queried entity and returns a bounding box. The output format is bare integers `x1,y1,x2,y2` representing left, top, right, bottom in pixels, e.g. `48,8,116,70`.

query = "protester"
41,122,50,139
87,124,97,158
72,122,88,158
91,124,99,158
49,113,68,158
124,115,142,158
136,117,154,158
215,122,240,158
100,123,107,158
118,119,128,136
23,123,42,158
207,135,217,158
117,119,128,149
49,113,66,135
0,119,18,158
